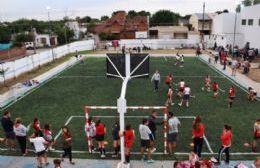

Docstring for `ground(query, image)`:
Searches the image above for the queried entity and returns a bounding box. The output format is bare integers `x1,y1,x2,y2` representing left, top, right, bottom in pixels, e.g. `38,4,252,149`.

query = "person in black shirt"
148,111,163,153
1,111,16,149
112,121,120,157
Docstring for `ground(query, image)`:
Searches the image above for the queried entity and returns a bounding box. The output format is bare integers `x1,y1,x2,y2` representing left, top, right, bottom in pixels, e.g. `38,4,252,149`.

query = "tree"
101,15,109,21
242,0,252,6
138,10,151,17
127,10,138,18
13,33,34,47
150,10,180,26
236,4,241,13
253,0,260,4
80,16,92,23
0,26,11,43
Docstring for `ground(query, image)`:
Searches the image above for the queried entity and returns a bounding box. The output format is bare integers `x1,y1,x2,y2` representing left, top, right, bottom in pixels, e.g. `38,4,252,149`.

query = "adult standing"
29,132,49,168
217,125,232,164
148,111,163,153
139,119,154,164
151,70,160,92
1,111,16,149
231,59,238,77
167,112,181,155
13,118,30,155
192,116,205,158
61,126,75,165
85,117,96,153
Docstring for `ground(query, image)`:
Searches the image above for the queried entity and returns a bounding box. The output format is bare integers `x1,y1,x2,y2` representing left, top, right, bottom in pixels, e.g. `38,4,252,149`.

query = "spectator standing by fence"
1,111,16,150
217,125,232,164
192,116,205,158
61,126,75,165
151,70,160,92
13,118,30,155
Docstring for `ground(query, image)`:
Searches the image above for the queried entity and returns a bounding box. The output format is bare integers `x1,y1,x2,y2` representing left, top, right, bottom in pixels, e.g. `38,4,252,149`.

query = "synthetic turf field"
0,56,259,160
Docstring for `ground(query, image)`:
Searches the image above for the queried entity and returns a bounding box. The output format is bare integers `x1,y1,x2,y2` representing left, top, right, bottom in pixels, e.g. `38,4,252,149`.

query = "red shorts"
125,142,133,148
213,89,218,92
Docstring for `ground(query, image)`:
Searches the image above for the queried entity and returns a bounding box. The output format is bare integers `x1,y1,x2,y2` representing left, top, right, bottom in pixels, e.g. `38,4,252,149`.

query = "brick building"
95,11,148,39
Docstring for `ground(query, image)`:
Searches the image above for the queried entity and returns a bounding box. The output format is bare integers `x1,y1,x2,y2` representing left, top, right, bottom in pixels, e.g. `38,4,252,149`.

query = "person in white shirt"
29,132,49,168
14,118,30,155
179,85,191,107
231,59,238,77
167,112,181,155
85,117,96,153
178,79,185,97
175,53,181,66
151,70,160,92
139,119,154,164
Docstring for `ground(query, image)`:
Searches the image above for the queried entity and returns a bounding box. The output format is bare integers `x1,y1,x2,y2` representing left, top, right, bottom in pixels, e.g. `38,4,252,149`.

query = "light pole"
233,0,239,57
46,6,55,61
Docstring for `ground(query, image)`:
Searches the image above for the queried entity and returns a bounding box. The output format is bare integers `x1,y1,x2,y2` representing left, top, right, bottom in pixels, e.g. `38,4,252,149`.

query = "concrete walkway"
199,54,260,97
0,156,255,168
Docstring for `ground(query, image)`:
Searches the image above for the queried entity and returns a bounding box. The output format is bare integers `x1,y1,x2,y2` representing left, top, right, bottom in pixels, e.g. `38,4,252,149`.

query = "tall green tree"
253,0,260,4
150,10,180,26
100,15,109,21
242,0,252,6
0,26,11,43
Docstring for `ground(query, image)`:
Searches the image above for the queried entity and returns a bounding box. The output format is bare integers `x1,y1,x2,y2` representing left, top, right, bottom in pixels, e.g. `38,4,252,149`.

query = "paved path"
0,156,255,168
199,54,260,97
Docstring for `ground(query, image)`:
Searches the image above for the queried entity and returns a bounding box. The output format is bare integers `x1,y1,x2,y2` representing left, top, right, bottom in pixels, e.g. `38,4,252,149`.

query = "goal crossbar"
84,105,168,154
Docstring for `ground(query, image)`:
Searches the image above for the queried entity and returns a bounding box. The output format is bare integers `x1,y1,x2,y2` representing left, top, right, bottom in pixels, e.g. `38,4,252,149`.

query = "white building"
240,4,260,50
210,13,243,48
34,34,58,48
65,21,87,39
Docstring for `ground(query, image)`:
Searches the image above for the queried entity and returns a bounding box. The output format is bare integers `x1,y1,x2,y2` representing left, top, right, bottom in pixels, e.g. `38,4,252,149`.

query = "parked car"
24,42,34,50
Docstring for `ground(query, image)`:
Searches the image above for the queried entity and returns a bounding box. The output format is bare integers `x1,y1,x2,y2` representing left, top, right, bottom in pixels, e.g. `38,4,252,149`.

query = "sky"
0,0,243,21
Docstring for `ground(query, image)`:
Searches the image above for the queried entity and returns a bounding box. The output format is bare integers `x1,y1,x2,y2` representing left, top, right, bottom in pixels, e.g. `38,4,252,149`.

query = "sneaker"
45,162,49,166
171,103,175,106
101,154,106,158
178,103,182,106
70,161,75,165
141,155,146,161
49,147,55,151
147,159,155,164
151,148,156,153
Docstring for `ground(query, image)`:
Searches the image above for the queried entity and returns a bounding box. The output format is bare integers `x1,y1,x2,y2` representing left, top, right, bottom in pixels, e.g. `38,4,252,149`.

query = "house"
95,11,148,39
149,26,200,40
239,4,260,50
34,34,58,47
65,21,87,39
210,13,243,48
189,13,216,35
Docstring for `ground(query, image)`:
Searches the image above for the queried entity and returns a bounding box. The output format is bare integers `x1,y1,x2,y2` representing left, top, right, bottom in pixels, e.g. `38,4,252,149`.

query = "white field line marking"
54,116,73,141
203,136,214,154
71,115,196,119
218,88,226,93
198,56,260,101
56,75,225,79
0,147,259,155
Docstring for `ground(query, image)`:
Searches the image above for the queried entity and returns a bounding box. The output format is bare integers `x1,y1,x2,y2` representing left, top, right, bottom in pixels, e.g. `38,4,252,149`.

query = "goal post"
84,106,169,154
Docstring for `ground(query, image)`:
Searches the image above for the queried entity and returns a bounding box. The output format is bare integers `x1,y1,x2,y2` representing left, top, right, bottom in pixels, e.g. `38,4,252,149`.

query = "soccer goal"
84,106,168,155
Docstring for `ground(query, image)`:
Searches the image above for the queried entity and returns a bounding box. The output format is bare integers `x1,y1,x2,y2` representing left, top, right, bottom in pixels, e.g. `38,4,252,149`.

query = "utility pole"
47,6,55,61
64,9,68,44
202,2,205,32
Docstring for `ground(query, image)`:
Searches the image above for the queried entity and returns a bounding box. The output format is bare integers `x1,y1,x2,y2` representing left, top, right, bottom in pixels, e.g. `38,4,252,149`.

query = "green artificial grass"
0,57,259,160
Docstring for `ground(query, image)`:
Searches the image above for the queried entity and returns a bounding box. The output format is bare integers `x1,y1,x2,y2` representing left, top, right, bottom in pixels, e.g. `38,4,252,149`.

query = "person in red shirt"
166,85,174,106
228,86,235,108
33,118,43,137
212,82,219,98
217,125,232,164
123,124,135,164
165,74,173,87
192,116,205,158
95,120,106,158
252,119,260,152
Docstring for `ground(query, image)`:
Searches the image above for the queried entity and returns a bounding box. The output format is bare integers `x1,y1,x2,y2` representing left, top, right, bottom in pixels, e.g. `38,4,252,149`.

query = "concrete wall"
240,4,260,50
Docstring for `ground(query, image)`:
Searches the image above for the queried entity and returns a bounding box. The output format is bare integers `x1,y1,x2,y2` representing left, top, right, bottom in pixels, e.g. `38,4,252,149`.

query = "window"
248,19,254,26
241,19,246,25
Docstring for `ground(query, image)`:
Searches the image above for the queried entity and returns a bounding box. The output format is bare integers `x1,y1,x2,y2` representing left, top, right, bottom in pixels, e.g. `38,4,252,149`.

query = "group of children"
0,111,75,168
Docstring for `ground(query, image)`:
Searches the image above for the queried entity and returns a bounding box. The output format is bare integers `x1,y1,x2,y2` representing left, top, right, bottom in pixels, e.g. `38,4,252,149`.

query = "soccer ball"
201,87,205,91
